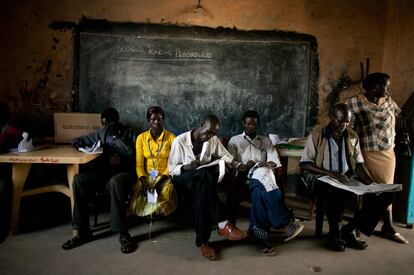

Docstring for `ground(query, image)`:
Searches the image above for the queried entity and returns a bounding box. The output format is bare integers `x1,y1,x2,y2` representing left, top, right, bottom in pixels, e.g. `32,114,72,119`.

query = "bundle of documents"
318,175,402,195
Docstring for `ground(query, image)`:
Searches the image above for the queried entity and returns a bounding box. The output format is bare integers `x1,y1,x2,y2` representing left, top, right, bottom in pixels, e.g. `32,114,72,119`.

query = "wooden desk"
0,145,101,235
277,148,304,158
276,147,304,192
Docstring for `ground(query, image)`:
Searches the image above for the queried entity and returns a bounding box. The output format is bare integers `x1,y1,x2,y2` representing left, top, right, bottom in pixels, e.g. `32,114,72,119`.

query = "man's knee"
107,173,133,194
379,192,394,206
197,169,214,185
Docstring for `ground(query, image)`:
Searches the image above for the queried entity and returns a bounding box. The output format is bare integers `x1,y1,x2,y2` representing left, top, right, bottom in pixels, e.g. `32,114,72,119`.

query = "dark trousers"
0,165,11,241
0,177,11,240
319,181,394,239
225,170,249,224
172,168,225,247
72,171,135,233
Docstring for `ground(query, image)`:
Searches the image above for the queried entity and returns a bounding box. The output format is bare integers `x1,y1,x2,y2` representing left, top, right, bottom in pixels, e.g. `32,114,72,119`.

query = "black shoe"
328,238,346,252
341,232,368,250
62,231,92,250
120,233,137,254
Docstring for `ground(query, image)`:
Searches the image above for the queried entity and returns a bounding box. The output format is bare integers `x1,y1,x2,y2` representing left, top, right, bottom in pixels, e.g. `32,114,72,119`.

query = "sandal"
376,230,409,244
120,234,137,254
262,247,276,256
261,240,276,256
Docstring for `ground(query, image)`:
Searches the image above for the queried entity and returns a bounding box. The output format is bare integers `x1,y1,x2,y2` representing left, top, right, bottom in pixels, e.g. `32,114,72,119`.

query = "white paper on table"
147,190,158,204
318,176,402,196
196,159,226,183
78,140,103,154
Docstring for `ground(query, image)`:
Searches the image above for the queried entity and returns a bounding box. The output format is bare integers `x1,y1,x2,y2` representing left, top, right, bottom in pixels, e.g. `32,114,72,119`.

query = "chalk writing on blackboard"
77,22,318,138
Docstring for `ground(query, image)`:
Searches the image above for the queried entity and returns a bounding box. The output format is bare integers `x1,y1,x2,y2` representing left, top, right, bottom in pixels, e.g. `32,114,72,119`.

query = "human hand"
107,123,121,138
260,161,277,169
72,140,82,149
329,172,352,185
139,176,150,193
246,160,256,169
182,160,201,171
153,175,168,189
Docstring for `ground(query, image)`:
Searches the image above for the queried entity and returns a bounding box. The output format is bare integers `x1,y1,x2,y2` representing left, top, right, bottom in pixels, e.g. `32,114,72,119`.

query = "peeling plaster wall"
0,0,409,137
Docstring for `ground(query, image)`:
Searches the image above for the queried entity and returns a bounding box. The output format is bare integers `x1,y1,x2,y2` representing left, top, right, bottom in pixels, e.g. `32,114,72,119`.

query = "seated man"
168,114,247,260
0,102,23,241
62,107,138,254
300,103,394,251
227,110,303,255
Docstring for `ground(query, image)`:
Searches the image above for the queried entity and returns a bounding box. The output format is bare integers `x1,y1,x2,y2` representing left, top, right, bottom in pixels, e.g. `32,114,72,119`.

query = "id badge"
149,168,159,181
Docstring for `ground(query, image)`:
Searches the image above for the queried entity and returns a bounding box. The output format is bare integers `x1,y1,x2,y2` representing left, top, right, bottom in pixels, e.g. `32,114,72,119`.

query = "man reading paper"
168,114,246,261
300,103,396,251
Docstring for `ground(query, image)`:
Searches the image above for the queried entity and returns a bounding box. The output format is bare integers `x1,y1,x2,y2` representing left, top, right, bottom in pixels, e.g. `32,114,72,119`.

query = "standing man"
168,114,246,260
62,107,138,254
0,102,23,241
227,110,303,255
300,103,394,251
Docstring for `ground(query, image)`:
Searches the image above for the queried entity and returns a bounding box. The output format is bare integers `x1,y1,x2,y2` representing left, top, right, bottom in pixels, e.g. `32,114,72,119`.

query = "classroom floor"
0,198,413,275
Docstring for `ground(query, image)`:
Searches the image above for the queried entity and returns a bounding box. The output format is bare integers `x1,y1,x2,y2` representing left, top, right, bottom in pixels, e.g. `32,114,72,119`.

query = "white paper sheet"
78,140,103,154
147,190,158,204
196,159,226,183
318,176,402,195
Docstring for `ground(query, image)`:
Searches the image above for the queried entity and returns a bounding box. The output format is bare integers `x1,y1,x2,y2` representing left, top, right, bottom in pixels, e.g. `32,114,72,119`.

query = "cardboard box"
54,112,102,143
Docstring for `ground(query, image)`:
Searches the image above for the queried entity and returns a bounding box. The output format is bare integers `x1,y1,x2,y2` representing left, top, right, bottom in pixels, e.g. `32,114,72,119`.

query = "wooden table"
277,147,304,158
276,147,304,193
0,145,101,235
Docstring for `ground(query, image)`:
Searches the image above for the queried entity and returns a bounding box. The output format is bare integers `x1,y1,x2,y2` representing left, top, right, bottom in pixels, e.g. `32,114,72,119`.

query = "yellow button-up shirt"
136,129,175,179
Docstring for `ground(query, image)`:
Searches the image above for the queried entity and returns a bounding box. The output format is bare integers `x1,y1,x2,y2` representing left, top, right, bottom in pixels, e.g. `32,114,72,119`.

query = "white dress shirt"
168,130,234,176
227,132,281,167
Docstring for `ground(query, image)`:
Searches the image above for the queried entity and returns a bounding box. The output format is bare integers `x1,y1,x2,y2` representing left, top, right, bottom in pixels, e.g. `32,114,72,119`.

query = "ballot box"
54,112,101,143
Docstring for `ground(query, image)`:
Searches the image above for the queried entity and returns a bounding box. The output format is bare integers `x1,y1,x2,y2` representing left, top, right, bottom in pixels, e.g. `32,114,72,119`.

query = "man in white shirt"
168,114,247,260
228,110,303,255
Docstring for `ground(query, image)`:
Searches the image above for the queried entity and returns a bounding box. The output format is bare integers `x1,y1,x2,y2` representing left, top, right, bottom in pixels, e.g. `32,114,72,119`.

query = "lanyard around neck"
244,135,263,152
148,131,165,167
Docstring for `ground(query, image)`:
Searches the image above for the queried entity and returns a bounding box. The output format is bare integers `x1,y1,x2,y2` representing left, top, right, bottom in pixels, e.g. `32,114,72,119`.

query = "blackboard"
76,20,318,138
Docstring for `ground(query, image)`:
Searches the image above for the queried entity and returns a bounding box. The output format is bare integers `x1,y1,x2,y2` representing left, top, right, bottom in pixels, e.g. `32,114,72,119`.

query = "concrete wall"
0,0,411,136
383,0,414,107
